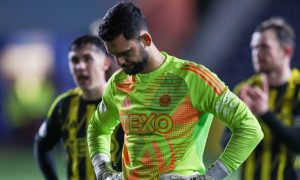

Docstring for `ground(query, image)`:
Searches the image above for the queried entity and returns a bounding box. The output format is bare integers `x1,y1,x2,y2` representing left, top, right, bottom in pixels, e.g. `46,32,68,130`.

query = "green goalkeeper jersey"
88,52,263,179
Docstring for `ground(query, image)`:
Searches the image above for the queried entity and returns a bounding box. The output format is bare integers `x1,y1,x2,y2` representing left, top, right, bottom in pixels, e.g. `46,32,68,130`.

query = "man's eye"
71,58,79,64
84,56,93,62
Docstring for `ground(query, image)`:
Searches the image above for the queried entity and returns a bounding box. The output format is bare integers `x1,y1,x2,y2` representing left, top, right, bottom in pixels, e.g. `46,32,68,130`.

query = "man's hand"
204,160,230,180
96,161,122,180
239,75,269,116
199,174,215,180
92,153,122,180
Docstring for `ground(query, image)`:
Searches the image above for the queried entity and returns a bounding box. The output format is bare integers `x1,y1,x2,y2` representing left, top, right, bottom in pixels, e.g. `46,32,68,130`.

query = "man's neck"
82,83,106,101
266,67,291,86
145,48,165,73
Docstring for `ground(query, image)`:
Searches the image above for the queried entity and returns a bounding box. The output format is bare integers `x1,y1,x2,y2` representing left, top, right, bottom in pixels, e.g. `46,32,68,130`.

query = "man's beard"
123,47,149,75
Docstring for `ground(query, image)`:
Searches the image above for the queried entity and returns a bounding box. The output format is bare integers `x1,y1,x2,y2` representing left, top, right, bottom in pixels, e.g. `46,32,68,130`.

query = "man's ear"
103,56,112,71
139,33,152,47
283,46,293,58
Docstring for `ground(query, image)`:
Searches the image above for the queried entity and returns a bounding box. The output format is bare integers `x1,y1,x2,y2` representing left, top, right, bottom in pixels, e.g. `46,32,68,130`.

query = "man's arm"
238,76,300,153
186,65,263,178
213,90,264,173
34,120,62,179
33,100,62,180
260,112,300,153
220,113,300,154
88,103,121,179
87,81,121,179
87,100,120,158
34,129,58,180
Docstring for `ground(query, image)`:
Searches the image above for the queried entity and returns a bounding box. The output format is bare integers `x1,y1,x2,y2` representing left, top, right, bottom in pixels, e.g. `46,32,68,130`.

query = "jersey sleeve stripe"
191,64,225,89
181,67,222,95
181,64,225,95
186,64,225,91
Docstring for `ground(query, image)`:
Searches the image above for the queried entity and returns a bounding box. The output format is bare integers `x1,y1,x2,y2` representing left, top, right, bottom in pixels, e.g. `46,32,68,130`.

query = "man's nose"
252,48,262,59
256,49,265,60
75,60,87,69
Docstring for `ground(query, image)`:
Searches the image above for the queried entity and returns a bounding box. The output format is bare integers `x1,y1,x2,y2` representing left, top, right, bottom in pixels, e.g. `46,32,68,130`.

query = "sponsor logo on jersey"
121,113,173,134
122,96,131,109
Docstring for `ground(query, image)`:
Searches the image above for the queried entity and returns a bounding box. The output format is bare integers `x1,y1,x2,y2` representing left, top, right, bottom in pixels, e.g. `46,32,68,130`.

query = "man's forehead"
104,35,133,54
251,30,278,46
251,32,262,44
105,44,131,55
68,44,104,58
72,43,101,52
70,44,101,54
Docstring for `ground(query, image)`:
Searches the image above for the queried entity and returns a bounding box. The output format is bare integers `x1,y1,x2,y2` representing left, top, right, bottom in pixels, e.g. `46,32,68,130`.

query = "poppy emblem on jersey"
159,95,171,107
122,96,131,109
99,101,106,112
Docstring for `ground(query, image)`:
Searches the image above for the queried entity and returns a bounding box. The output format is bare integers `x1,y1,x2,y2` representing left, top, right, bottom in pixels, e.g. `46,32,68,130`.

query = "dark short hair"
255,17,295,48
99,2,148,41
69,34,106,52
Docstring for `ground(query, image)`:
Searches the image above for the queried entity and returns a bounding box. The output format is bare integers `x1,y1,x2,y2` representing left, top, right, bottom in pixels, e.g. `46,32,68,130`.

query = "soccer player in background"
222,17,300,179
34,35,124,180
88,2,263,180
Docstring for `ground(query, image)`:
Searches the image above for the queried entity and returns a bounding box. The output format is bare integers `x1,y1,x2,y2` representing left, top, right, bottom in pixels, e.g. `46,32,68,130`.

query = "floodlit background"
0,0,300,179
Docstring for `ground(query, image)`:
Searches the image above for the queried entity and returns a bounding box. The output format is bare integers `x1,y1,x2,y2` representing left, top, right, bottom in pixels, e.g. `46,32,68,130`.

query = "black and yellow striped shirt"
223,69,300,180
35,87,124,180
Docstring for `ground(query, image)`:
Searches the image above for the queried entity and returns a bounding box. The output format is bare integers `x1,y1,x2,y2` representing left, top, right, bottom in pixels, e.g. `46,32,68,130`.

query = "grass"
0,145,239,180
0,144,66,180
0,120,239,180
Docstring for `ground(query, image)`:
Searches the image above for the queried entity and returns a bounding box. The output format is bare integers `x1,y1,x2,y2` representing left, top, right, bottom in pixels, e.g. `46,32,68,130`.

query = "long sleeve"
34,131,59,180
187,64,263,173
87,81,120,159
260,111,300,153
33,100,62,180
212,90,264,172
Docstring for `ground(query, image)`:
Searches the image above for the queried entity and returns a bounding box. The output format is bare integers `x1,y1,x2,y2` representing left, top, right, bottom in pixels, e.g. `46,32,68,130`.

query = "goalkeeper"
88,2,263,180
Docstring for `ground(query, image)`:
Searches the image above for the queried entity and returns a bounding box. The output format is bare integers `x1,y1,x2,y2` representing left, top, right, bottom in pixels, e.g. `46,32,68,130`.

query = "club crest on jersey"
99,101,106,112
159,94,171,107
122,96,131,109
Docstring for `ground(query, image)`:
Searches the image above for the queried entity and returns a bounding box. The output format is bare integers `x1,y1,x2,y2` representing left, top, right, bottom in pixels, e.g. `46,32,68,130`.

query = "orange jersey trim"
181,64,225,95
